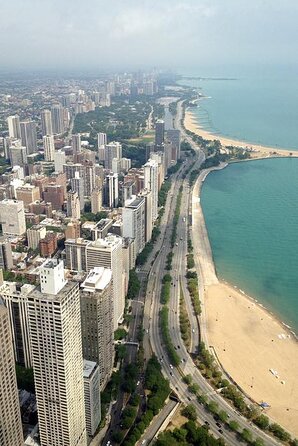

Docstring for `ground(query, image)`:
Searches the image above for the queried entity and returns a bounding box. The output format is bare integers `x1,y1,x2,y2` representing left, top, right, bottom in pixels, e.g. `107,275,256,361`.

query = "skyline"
1,0,298,74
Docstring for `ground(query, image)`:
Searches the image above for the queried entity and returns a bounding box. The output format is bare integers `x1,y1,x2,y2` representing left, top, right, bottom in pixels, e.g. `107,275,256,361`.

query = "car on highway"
218,429,223,434
204,421,210,426
169,364,173,369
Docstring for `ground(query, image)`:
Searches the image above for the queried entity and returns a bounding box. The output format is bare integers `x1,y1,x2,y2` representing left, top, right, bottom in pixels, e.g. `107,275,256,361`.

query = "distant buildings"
67,191,81,220
155,119,165,150
7,115,21,139
43,135,55,161
104,141,122,170
122,196,146,255
51,104,64,135
41,109,53,136
144,158,159,222
0,296,24,446
27,225,47,250
27,260,87,446
72,134,82,155
0,236,13,270
20,120,37,154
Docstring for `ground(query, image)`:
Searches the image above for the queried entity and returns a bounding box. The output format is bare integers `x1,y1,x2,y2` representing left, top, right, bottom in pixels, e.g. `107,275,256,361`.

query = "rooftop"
81,267,112,292
83,359,98,379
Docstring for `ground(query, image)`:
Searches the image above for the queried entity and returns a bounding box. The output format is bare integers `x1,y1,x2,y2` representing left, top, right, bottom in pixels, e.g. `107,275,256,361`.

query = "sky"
1,0,297,74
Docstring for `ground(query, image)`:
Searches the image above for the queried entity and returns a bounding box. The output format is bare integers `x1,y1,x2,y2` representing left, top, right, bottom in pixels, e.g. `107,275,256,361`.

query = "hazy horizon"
1,0,298,75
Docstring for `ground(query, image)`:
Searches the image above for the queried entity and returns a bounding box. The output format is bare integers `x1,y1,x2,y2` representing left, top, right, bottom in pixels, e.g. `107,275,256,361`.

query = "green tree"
253,414,270,430
181,404,197,421
229,420,240,432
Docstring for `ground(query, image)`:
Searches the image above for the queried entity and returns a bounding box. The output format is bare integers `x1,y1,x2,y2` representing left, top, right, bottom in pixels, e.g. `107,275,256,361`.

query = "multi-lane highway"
141,102,281,445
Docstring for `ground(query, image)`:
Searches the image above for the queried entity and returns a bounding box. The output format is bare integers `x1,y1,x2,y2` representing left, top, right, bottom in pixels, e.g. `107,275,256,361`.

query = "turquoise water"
181,76,298,150
200,158,298,331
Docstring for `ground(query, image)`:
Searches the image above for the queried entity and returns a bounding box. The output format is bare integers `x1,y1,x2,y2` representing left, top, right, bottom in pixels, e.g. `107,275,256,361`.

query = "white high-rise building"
81,267,114,389
54,149,66,172
83,360,101,437
106,173,119,208
43,135,55,161
9,145,27,167
97,132,107,147
0,281,35,367
67,191,81,220
27,225,47,250
144,158,159,222
41,109,53,136
86,235,124,329
104,141,122,169
27,259,87,446
7,115,21,139
72,134,81,155
122,196,146,254
20,120,37,154
0,199,26,236
70,171,85,210
0,298,24,446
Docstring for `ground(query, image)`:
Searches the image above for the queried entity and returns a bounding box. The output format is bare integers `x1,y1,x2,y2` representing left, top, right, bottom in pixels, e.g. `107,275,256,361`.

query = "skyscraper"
7,115,21,139
104,141,122,169
86,235,124,329
41,109,53,136
91,187,102,214
155,119,165,149
80,267,114,389
83,360,101,436
0,297,24,446
166,129,181,161
54,149,66,173
0,236,13,270
143,158,159,223
0,280,35,367
70,171,85,210
0,199,26,236
122,196,146,254
51,104,64,135
27,259,87,446
20,120,38,154
43,135,55,161
106,173,119,208
67,191,81,220
72,134,82,155
98,132,107,147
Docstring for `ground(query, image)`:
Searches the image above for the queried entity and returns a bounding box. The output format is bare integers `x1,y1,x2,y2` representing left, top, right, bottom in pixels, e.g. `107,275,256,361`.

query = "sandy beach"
191,167,298,436
185,108,298,158
206,282,298,436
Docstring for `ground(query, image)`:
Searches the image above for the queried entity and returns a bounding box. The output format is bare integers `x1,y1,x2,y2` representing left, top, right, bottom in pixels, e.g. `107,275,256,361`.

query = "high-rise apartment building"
86,235,124,328
27,225,47,250
70,172,85,210
27,259,87,446
98,132,107,147
20,120,38,154
106,173,119,208
83,360,101,436
166,129,181,161
51,104,64,135
43,135,55,161
41,109,53,136
143,158,159,223
54,149,66,173
80,267,114,389
9,145,27,167
0,236,13,270
67,191,81,220
7,115,21,139
0,298,24,446
65,238,89,272
122,196,146,254
91,187,102,214
0,281,35,367
0,199,26,236
155,119,165,149
104,141,122,169
72,134,82,155
139,189,153,243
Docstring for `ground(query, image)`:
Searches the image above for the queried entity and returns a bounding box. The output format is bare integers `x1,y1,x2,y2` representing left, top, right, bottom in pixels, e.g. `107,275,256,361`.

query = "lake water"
200,157,298,331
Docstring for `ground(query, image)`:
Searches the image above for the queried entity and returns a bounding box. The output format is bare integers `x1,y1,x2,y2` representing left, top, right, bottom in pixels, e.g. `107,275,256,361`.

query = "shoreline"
191,164,298,436
185,106,298,158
